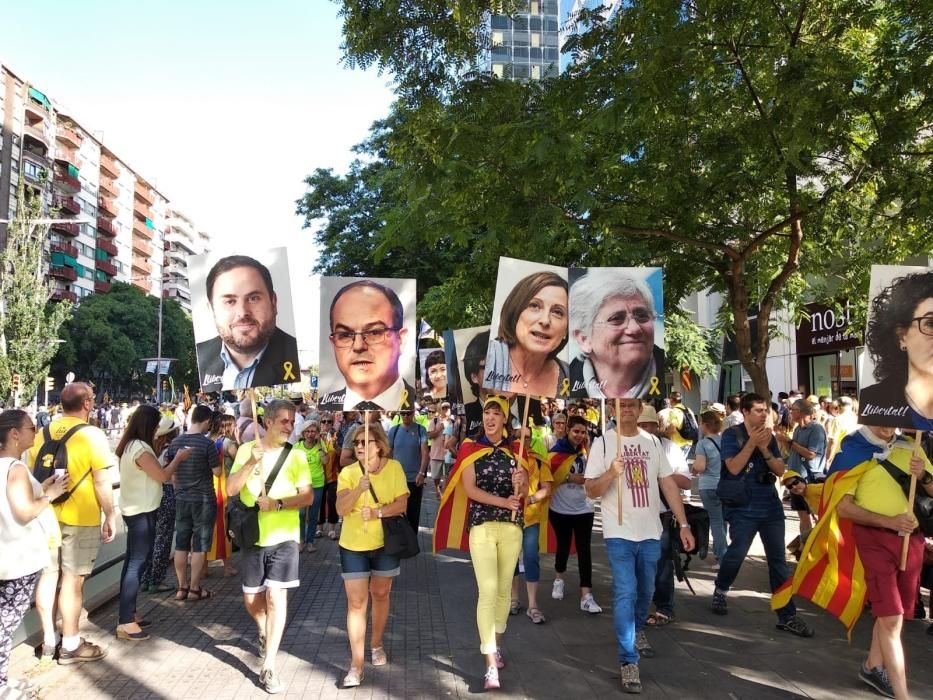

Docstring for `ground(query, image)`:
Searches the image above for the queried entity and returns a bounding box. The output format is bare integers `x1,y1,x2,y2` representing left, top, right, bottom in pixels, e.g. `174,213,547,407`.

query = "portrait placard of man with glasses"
318,278,417,412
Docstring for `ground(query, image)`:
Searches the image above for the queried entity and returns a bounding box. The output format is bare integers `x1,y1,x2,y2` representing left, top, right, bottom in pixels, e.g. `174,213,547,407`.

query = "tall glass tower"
484,0,561,81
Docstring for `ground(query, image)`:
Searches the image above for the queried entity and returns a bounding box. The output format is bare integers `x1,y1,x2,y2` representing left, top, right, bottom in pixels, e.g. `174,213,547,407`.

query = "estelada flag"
771,461,870,636
434,439,510,553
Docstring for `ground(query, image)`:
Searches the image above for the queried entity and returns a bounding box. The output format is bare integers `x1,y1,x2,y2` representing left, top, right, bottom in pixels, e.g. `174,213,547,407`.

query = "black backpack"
879,459,933,536
32,424,90,504
675,406,699,443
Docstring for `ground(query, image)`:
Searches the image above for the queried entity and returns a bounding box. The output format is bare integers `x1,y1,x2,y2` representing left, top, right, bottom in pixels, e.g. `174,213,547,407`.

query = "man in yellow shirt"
836,425,933,700
659,391,694,457
227,399,312,695
28,382,115,665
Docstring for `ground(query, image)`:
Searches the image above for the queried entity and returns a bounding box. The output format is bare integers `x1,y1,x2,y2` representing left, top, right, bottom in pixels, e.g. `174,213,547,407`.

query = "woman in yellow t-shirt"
335,423,409,688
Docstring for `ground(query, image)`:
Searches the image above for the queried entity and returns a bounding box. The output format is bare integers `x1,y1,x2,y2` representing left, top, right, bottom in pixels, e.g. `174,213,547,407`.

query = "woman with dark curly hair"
484,271,570,397
423,349,448,400
859,269,933,430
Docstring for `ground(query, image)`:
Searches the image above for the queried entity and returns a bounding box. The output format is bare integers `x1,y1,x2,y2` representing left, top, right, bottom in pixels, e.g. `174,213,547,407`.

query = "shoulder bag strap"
263,443,293,494
878,458,911,497
360,463,383,504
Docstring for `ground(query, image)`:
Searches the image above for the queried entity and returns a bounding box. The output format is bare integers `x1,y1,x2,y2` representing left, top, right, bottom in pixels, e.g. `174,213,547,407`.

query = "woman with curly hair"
859,269,933,431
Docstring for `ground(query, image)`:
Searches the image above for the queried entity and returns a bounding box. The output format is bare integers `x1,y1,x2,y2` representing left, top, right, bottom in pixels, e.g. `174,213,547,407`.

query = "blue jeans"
299,486,325,545
514,523,541,583
714,512,795,621
699,489,728,561
652,524,674,616
119,509,157,624
605,537,661,665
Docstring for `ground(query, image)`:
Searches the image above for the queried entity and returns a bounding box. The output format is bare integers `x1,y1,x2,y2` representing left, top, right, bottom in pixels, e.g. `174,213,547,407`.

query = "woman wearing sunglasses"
335,423,409,688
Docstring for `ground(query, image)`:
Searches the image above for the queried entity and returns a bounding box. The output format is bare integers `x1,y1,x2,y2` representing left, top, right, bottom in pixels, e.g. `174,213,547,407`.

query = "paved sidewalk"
12,492,933,699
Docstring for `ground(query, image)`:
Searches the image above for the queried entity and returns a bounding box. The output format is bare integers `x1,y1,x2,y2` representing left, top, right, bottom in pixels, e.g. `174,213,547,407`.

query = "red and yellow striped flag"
433,440,500,553
771,463,870,636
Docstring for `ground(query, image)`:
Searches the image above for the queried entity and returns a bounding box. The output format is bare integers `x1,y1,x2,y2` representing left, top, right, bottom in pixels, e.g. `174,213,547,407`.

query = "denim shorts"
339,546,401,580
174,498,217,552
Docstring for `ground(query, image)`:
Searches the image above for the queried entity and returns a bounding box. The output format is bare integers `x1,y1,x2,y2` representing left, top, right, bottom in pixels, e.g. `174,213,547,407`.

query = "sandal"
343,667,364,688
509,599,522,616
174,587,189,601
371,646,387,666
647,611,674,627
526,607,546,624
186,587,213,601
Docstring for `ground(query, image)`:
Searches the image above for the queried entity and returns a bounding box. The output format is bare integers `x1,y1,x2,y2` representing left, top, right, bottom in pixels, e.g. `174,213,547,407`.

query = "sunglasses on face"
321,420,333,424
352,439,369,447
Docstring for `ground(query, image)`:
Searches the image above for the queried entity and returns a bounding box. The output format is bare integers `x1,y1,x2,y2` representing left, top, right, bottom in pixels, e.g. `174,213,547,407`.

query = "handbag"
362,465,420,559
715,427,752,507
226,443,293,549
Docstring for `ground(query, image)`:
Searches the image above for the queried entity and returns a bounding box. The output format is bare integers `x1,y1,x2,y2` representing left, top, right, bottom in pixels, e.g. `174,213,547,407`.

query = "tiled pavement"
11,492,933,699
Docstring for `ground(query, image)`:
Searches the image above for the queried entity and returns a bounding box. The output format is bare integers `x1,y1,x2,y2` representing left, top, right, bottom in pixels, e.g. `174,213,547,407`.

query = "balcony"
25,102,48,124
132,257,152,276
54,171,81,193
55,148,80,170
98,196,118,217
99,176,118,197
94,280,111,294
97,237,118,256
54,196,81,216
165,232,196,254
132,237,153,257
100,152,120,178
96,216,116,237
134,181,154,204
165,247,187,263
97,259,118,277
50,221,79,237
133,200,150,220
56,125,82,148
133,219,153,239
51,289,78,303
51,265,78,282
51,242,79,258
24,123,50,151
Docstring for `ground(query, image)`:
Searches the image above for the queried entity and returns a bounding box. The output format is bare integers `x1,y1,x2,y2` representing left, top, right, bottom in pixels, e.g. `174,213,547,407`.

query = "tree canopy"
310,0,933,396
51,282,197,400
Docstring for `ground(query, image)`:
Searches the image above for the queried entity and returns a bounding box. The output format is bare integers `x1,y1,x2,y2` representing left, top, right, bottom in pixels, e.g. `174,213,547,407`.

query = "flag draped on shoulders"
538,437,583,555
771,433,880,635
433,438,505,553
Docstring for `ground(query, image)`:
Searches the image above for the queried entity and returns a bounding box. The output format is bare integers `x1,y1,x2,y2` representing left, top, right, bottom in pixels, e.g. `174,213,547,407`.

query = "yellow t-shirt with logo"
337,459,410,552
523,455,554,527
27,417,115,527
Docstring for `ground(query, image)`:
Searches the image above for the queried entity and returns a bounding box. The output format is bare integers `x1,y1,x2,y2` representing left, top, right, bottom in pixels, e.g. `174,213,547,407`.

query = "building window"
492,63,505,78
531,32,540,47
492,31,504,47
530,1,539,13
491,15,511,29
531,65,541,80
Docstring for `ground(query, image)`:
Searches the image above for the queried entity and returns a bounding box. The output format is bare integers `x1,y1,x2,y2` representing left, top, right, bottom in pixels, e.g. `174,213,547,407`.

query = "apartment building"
163,208,209,313
1,62,172,303
483,0,561,80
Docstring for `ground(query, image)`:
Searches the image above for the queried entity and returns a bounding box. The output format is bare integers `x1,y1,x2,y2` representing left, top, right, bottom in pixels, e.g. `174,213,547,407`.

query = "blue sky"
1,0,395,249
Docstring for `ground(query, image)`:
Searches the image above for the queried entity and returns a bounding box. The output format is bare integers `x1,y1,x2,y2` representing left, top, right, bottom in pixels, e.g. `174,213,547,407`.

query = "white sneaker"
581,594,603,614
552,578,565,600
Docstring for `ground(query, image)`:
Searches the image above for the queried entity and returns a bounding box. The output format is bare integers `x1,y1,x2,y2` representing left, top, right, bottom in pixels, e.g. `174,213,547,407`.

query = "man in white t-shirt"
585,398,694,695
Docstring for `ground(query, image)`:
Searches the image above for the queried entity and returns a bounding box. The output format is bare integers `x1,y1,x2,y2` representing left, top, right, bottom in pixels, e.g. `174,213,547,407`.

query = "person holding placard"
860,269,933,431
569,270,665,400
335,423,410,689
484,272,570,398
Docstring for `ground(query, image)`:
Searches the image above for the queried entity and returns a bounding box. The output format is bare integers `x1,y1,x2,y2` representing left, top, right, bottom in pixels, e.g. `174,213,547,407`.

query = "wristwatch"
529,495,537,505
679,522,691,529
377,507,384,519
276,499,285,511
922,473,933,486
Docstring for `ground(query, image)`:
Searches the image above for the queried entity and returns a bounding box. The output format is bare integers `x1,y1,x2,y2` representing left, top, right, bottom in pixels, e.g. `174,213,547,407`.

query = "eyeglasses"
352,439,369,447
321,420,333,424
330,327,401,348
909,316,933,336
553,421,566,426
594,309,654,328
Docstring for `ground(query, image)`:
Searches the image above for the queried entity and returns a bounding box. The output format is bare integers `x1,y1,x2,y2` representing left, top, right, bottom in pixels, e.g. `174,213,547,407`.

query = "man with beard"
196,255,300,393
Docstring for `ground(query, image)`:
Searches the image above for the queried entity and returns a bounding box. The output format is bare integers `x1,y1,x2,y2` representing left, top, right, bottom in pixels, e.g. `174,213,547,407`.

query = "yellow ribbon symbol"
282,361,297,382
648,376,661,396
400,388,410,409
560,377,571,397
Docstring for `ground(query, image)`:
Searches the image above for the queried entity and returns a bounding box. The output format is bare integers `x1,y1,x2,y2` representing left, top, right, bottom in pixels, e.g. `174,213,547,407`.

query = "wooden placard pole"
615,398,623,526
249,389,267,498
512,394,532,522
900,430,925,571
363,410,370,533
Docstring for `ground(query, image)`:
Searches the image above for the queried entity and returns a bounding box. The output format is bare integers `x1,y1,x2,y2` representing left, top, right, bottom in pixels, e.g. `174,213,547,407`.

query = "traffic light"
45,376,55,393
11,373,21,393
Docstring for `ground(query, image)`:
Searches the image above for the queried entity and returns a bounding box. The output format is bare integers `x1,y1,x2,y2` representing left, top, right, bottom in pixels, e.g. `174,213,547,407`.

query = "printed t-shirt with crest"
584,428,672,542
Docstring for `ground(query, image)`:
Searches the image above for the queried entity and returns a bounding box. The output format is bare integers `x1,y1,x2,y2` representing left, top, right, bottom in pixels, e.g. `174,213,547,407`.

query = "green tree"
0,182,73,404
51,282,197,399
331,0,933,397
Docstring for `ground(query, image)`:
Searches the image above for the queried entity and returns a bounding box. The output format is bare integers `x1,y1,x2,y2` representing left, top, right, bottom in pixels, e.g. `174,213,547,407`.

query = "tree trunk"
725,258,772,399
